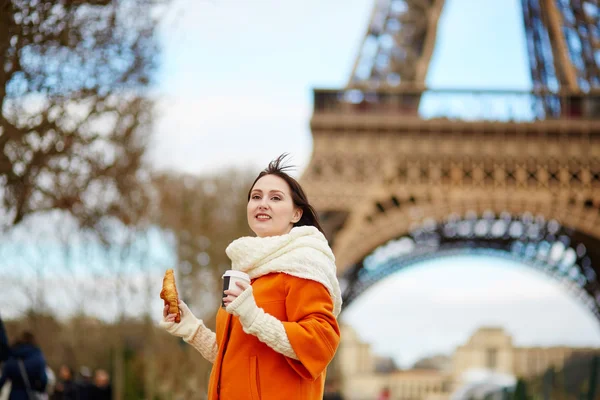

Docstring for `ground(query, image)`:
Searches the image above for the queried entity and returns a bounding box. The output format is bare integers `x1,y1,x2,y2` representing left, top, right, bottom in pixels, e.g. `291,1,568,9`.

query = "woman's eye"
271,197,281,201
252,195,261,200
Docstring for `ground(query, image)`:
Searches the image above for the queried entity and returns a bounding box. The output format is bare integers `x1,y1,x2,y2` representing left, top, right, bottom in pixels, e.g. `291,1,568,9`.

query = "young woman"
160,154,342,399
0,330,48,400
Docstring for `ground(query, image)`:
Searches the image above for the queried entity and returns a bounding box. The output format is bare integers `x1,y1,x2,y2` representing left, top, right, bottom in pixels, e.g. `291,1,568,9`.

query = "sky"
150,0,533,175
147,0,599,367
341,255,600,368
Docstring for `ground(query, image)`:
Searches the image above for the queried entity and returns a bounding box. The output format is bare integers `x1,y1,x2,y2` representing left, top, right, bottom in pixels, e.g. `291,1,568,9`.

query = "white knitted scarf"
225,226,342,317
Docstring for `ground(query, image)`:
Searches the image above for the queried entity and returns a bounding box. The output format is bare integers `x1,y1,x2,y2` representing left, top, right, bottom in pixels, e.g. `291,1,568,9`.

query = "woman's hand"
163,301,179,322
224,281,260,327
223,281,250,308
159,299,201,341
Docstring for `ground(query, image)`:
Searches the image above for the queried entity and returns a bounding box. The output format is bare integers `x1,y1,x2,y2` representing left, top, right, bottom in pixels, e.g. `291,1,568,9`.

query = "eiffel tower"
301,0,600,318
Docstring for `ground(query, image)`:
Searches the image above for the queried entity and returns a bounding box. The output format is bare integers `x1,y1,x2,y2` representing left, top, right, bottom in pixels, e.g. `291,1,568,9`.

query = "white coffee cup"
221,270,251,307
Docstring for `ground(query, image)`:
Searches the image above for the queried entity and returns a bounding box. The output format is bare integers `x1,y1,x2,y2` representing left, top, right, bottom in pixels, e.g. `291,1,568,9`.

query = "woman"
160,154,342,399
0,331,48,400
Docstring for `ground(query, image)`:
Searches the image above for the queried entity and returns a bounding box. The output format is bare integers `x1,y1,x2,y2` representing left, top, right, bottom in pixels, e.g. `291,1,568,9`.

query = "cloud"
0,267,168,323
427,278,561,305
358,256,566,307
341,256,600,368
150,94,313,175
157,94,309,122
149,0,374,176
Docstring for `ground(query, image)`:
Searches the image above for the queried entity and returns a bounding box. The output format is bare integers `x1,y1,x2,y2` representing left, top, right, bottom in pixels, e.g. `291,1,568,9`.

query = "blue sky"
147,0,600,367
150,0,535,174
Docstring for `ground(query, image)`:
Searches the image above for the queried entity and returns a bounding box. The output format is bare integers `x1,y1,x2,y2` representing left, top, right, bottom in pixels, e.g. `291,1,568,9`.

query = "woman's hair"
248,153,325,235
14,331,36,347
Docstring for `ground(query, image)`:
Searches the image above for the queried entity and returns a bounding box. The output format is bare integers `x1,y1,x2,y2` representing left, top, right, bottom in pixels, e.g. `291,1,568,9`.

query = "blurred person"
377,387,391,400
160,154,342,400
74,367,93,400
0,331,48,400
51,365,76,400
89,369,111,400
323,380,344,400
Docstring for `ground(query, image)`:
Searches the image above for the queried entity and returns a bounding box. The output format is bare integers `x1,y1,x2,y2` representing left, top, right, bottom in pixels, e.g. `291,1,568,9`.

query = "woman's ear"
292,208,303,223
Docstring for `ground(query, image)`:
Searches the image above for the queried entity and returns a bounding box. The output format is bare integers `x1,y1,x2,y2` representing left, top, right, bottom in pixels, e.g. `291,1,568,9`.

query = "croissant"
160,269,180,323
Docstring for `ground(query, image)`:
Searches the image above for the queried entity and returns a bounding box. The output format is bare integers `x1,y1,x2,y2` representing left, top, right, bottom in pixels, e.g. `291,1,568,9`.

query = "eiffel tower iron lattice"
348,0,599,117
300,0,600,319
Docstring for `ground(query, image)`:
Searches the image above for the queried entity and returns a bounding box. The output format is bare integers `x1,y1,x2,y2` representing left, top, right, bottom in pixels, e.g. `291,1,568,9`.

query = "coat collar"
226,226,342,316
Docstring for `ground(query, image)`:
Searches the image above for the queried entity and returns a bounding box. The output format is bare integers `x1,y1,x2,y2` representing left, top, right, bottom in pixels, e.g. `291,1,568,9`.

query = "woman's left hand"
223,281,250,308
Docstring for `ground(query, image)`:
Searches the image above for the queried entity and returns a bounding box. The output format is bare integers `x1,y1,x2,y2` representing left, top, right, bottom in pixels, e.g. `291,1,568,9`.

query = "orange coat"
207,272,340,399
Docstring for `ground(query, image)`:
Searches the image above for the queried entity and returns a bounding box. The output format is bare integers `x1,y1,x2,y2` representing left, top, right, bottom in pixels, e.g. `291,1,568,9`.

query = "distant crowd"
0,315,112,400
49,365,112,400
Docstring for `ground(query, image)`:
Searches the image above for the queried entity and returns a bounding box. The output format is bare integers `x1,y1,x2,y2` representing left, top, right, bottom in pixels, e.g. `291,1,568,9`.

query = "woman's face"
59,365,71,380
247,174,302,238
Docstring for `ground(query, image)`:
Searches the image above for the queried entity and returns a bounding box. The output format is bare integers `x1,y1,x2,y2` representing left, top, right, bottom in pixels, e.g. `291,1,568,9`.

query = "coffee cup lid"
222,270,250,281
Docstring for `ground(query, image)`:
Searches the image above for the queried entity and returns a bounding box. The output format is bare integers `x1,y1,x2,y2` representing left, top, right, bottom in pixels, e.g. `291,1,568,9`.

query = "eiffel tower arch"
300,0,600,321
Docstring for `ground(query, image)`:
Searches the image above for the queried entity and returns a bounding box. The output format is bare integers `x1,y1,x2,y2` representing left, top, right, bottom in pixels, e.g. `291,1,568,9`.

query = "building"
453,326,599,381
336,324,452,400
337,324,599,400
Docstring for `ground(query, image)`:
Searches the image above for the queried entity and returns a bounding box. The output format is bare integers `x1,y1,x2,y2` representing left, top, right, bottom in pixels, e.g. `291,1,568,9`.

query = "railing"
313,87,600,122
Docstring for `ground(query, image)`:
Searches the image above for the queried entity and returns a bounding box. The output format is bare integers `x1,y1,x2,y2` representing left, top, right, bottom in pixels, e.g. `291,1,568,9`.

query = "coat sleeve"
36,358,48,392
185,322,218,363
281,276,340,381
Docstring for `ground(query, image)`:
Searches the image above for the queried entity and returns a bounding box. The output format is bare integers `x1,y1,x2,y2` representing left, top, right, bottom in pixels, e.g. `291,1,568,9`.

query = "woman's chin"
252,226,289,238
255,231,275,238
252,226,271,238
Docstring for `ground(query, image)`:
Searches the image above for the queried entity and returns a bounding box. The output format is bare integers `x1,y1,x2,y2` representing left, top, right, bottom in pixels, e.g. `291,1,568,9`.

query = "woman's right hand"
159,299,201,342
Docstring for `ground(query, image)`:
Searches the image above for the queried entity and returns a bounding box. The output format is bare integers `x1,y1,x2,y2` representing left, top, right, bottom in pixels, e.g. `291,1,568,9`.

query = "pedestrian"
377,387,391,400
74,367,92,400
160,154,342,399
323,379,344,400
89,369,111,400
0,329,48,400
51,365,76,400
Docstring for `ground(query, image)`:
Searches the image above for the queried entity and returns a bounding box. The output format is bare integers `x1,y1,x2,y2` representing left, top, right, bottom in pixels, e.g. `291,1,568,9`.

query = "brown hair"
14,331,36,347
248,154,324,235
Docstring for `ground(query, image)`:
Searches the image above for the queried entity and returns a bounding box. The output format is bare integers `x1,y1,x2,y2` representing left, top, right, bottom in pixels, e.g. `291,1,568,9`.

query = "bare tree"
149,169,254,395
0,0,163,230
152,169,253,320
1,167,259,398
